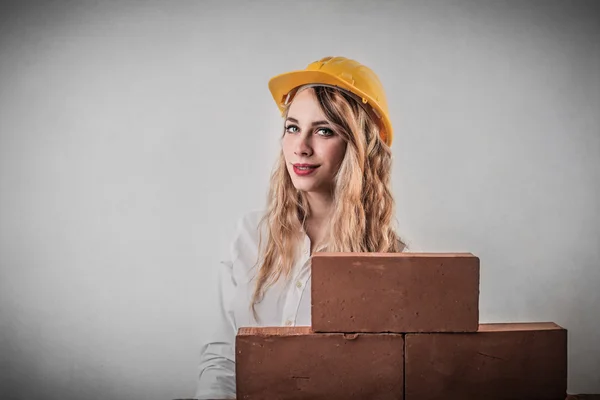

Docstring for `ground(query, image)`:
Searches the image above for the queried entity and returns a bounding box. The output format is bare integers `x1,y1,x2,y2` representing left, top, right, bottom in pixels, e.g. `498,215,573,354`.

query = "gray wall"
1,0,598,399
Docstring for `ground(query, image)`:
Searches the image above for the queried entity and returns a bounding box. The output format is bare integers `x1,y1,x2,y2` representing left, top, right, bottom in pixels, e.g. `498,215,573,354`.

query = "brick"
405,322,568,400
311,252,480,333
235,327,404,400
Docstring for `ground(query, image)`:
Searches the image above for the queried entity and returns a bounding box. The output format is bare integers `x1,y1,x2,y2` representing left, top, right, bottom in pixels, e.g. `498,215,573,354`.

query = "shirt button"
296,281,303,289
285,319,293,326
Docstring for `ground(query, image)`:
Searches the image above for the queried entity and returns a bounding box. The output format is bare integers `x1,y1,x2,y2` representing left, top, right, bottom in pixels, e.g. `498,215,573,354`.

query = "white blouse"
194,209,408,399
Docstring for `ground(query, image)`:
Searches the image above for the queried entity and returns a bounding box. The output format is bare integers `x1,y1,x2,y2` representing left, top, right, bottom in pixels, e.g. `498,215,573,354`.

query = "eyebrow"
286,117,331,126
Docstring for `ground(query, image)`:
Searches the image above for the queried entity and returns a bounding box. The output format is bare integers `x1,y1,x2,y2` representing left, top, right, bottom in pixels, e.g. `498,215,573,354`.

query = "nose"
294,134,313,157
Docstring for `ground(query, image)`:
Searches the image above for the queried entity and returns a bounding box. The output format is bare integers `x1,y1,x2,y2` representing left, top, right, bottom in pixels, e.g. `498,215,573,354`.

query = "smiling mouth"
292,164,320,175
293,163,320,169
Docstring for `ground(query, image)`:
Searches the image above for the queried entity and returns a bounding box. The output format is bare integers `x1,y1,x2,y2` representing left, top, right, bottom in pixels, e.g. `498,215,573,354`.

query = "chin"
291,181,317,192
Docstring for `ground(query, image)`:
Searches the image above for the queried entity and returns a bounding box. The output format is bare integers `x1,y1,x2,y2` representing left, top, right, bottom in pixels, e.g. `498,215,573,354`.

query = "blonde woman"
194,56,408,400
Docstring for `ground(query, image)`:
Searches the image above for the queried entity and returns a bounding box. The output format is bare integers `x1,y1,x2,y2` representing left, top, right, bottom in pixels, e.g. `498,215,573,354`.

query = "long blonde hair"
251,86,406,321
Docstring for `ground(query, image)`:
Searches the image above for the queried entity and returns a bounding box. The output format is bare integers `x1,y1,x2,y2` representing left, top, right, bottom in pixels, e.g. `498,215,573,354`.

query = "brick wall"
236,253,567,400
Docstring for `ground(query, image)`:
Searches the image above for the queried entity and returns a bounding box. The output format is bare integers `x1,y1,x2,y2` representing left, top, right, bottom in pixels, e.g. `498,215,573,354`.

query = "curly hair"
250,86,406,321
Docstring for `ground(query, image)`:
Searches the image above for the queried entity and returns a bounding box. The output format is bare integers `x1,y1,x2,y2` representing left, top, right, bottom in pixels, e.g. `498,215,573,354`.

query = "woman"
194,56,408,400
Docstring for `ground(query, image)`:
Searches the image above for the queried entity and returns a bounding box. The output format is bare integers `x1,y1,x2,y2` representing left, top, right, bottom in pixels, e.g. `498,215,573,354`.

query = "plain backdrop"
1,0,599,399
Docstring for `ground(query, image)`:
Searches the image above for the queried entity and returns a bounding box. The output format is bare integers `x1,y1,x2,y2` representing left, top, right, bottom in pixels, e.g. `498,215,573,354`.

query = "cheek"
281,137,293,160
325,142,347,169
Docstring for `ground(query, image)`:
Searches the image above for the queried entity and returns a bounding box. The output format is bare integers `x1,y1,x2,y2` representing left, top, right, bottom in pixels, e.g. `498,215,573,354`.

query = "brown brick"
405,322,568,400
235,326,404,400
311,252,480,333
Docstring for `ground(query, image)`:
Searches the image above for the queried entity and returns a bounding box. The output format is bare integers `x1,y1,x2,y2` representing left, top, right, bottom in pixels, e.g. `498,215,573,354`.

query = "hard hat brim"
268,70,392,146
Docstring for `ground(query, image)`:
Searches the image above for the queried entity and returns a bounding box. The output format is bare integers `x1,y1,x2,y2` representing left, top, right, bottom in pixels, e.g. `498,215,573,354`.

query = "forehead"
287,88,327,121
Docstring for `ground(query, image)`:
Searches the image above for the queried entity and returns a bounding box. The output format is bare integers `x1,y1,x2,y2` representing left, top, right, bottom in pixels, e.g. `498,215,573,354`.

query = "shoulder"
236,209,266,234
232,209,267,244
228,209,267,267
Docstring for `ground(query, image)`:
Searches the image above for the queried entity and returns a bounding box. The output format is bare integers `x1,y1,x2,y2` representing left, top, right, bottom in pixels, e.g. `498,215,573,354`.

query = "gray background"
1,0,598,399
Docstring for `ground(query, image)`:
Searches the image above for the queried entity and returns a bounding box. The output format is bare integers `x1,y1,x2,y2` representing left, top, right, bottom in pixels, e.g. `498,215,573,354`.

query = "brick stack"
236,253,567,400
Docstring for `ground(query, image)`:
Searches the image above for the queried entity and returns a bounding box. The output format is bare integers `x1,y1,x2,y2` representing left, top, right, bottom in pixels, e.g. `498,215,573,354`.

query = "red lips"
293,164,320,176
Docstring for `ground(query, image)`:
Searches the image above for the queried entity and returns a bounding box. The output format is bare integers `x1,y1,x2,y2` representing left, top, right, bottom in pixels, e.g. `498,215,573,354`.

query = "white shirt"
194,210,408,399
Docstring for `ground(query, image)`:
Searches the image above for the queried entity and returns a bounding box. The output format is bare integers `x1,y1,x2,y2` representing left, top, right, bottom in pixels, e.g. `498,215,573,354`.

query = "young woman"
195,56,408,400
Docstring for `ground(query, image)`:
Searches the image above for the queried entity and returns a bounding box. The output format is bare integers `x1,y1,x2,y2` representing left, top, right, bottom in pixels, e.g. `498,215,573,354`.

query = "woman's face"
281,88,347,194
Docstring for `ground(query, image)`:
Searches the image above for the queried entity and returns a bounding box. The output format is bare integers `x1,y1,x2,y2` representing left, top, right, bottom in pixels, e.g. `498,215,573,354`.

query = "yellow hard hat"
268,56,393,146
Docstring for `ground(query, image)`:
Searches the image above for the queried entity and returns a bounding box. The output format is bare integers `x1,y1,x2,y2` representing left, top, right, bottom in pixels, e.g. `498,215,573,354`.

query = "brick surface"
405,322,568,400
311,252,480,333
235,327,404,400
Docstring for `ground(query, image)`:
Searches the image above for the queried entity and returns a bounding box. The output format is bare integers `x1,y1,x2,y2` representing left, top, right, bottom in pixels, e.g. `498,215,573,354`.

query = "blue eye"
285,125,334,137
317,127,334,137
285,125,299,133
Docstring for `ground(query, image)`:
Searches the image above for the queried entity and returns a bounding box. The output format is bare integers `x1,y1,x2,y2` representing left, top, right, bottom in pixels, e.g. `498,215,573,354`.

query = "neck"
305,191,333,222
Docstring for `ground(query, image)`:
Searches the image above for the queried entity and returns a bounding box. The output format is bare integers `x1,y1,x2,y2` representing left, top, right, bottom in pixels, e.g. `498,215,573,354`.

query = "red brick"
405,322,568,400
311,252,480,333
235,327,404,400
